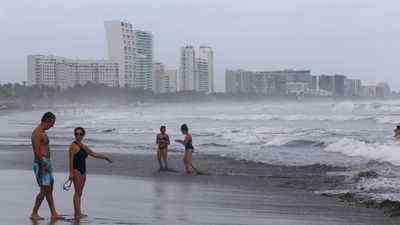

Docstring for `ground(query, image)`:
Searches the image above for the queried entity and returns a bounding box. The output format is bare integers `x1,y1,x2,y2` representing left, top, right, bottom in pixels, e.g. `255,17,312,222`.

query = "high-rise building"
318,74,347,96
377,82,391,98
27,55,119,89
318,75,335,94
152,62,165,93
197,46,214,93
333,74,346,96
179,45,214,93
345,79,362,97
196,57,209,93
164,69,178,93
104,20,135,88
311,76,318,90
225,69,303,95
179,46,196,91
225,69,245,94
152,62,177,93
27,55,58,87
134,30,153,90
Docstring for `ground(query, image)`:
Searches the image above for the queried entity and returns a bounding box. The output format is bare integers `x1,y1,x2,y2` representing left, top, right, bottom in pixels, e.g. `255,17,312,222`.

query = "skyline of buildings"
25,20,392,97
226,69,391,98
27,20,215,94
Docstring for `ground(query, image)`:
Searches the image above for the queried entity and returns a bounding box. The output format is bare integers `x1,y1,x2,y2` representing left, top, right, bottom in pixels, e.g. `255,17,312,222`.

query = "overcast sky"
1,0,399,91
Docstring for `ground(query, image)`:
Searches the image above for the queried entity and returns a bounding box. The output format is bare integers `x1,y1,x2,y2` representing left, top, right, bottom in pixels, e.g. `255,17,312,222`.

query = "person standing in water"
394,125,400,140
30,112,63,221
175,124,194,174
156,125,170,171
68,127,112,219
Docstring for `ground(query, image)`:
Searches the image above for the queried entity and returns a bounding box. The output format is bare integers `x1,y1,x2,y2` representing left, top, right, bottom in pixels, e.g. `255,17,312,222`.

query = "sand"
0,147,399,225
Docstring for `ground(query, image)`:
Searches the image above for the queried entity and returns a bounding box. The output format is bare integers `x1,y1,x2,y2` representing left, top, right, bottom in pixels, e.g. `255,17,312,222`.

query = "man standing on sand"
30,112,63,221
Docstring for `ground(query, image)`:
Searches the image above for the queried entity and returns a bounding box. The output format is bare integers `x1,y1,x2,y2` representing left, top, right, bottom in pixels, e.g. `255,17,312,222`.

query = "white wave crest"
203,113,369,122
324,138,400,166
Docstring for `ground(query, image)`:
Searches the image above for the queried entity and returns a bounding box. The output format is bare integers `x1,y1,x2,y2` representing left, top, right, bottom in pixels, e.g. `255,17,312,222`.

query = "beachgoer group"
30,111,195,221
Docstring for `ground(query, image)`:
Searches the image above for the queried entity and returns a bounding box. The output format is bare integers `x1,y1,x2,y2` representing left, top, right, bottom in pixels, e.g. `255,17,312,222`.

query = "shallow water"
0,170,394,225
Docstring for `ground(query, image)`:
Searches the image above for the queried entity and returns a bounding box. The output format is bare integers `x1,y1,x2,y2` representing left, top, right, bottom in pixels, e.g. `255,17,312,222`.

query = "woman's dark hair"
74,127,86,136
41,112,56,122
180,124,189,132
160,125,166,131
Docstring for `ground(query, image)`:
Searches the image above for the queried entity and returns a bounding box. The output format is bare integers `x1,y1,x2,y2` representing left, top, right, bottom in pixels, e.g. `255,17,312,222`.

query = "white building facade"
179,46,196,91
152,62,165,93
133,30,153,90
27,55,119,89
179,45,214,92
153,62,177,93
163,69,178,93
197,46,214,93
104,20,135,88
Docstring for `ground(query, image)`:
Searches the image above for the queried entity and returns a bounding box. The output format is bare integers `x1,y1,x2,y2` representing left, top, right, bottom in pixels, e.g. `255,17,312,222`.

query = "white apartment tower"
134,30,153,90
197,46,214,93
104,20,135,88
179,46,196,91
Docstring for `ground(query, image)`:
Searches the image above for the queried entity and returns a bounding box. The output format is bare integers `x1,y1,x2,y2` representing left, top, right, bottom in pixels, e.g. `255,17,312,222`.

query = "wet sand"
1,147,399,225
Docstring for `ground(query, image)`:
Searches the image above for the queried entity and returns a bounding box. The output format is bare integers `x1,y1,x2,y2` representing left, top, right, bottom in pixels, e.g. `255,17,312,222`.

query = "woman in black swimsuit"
68,127,112,219
175,124,194,174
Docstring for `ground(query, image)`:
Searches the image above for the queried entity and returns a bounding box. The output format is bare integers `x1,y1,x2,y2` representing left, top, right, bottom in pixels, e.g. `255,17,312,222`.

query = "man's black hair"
41,112,56,123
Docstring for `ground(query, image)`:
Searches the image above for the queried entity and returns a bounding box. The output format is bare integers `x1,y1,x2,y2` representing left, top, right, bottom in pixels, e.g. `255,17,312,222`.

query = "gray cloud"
1,0,399,91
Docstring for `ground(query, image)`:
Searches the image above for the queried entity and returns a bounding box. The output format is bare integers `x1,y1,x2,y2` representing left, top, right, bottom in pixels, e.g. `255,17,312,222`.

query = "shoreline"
2,147,400,224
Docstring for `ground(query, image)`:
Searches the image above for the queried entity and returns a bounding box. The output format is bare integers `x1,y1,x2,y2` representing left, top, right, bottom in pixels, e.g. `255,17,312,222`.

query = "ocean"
2,99,400,202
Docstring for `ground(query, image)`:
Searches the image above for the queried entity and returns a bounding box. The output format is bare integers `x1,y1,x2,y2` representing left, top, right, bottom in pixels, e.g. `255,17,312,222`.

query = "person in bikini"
68,127,112,219
175,124,194,174
156,125,170,171
30,112,63,221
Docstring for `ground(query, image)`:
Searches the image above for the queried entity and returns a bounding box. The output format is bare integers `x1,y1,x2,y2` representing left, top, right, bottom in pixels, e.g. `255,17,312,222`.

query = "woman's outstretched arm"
83,145,112,163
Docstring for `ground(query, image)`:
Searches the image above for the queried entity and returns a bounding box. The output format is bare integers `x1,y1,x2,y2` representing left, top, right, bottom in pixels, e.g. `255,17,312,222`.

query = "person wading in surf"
156,125,170,171
68,127,112,219
175,124,194,174
394,125,400,141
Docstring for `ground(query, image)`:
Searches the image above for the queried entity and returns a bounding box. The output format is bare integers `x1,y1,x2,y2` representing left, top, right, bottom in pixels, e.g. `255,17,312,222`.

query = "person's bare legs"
73,171,87,219
187,151,193,174
183,151,192,174
157,149,164,171
30,187,46,220
44,185,63,220
162,148,168,170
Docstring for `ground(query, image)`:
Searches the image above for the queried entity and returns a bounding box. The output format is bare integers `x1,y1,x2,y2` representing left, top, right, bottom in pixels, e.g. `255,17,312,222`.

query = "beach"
0,147,399,225
2,100,400,224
